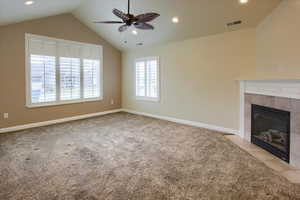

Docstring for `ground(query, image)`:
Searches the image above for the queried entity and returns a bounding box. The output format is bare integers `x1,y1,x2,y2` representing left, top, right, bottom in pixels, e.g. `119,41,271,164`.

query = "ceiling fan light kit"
94,0,160,32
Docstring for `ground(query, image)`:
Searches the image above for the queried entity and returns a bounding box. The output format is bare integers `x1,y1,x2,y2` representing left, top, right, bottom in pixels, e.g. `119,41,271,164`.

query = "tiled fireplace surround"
240,80,300,168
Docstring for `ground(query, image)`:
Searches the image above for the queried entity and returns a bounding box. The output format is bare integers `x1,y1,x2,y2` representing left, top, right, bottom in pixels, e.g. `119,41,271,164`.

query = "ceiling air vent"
227,20,242,27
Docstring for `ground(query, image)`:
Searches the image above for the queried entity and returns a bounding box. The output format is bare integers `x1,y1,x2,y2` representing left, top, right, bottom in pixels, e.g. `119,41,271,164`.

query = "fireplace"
251,104,290,163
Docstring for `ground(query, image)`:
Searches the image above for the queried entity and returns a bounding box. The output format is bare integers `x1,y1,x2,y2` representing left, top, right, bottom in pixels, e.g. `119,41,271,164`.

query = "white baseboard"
122,109,239,135
0,109,122,134
0,108,239,135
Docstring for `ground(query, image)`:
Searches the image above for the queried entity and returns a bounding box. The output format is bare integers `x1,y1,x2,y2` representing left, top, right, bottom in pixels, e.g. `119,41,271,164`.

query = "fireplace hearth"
251,104,290,163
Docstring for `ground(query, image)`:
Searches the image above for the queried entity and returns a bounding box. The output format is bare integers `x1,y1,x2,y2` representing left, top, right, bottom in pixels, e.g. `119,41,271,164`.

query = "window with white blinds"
30,55,56,103
135,57,160,101
60,57,81,101
83,59,101,98
26,34,103,107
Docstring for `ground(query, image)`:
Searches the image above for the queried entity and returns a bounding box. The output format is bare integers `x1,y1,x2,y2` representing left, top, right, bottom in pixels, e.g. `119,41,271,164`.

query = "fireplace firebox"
251,104,290,163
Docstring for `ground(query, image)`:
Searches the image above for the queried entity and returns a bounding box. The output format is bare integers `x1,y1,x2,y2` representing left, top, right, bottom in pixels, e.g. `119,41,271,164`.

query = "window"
60,57,81,100
30,55,56,103
83,59,101,98
25,34,103,107
135,57,160,102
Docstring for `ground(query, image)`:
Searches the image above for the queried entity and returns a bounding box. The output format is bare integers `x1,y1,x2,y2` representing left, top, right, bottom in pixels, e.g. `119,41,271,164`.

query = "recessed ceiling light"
132,30,138,35
25,1,34,5
172,17,179,23
239,0,248,4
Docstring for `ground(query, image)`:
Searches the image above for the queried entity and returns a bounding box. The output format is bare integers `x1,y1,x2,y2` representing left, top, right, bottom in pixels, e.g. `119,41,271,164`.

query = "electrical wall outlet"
3,113,8,119
110,99,114,105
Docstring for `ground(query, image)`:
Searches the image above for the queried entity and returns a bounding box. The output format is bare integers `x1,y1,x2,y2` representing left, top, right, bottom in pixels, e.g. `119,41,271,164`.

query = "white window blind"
30,55,56,103
60,57,81,100
135,57,159,101
83,59,100,98
26,34,103,107
147,59,158,98
135,61,146,97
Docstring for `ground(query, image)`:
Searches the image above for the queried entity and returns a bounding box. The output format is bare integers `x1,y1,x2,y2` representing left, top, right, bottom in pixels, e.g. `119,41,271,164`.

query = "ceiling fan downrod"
128,0,130,15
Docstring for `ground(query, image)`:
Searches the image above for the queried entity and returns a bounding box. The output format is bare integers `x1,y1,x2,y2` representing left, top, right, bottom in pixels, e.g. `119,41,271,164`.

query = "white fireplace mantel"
239,79,300,138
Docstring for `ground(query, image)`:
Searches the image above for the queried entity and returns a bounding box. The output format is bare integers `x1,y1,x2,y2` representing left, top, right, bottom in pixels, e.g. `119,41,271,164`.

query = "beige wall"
256,0,300,78
122,0,299,131
1,0,295,131
0,14,122,128
122,29,256,131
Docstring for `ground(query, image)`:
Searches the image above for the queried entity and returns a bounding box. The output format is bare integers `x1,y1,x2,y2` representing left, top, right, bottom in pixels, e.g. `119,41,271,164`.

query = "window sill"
135,96,160,102
26,97,103,108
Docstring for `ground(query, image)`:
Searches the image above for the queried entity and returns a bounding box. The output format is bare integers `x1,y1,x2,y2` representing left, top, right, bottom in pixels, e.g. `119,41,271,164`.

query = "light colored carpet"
0,112,300,200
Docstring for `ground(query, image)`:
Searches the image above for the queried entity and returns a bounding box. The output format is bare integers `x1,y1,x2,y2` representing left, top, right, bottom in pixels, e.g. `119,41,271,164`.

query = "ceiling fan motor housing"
94,0,160,32
125,14,135,25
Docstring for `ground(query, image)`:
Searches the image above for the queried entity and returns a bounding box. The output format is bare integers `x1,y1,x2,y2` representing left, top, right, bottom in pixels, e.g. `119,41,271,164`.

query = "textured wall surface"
0,14,122,128
256,0,300,79
122,29,256,131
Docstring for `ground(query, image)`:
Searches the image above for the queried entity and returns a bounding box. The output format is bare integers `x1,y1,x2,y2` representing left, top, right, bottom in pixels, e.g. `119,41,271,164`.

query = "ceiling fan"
94,0,160,32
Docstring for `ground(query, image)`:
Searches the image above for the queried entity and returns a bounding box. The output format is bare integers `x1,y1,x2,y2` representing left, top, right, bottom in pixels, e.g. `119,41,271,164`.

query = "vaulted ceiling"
0,0,83,25
0,0,281,51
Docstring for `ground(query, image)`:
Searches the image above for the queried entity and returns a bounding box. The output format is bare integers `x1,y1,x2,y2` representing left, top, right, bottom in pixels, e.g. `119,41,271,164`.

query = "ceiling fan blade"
118,24,129,32
113,9,130,21
94,21,124,24
135,13,160,23
134,22,154,30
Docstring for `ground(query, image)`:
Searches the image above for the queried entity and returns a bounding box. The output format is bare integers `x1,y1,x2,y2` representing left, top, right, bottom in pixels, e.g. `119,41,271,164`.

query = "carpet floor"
1,112,300,200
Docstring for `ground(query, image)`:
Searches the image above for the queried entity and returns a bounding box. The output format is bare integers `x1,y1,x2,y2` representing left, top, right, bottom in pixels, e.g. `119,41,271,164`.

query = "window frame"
134,56,160,102
25,33,103,108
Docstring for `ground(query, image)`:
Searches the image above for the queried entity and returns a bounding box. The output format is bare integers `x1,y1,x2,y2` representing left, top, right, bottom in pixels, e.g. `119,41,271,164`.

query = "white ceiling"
0,0,281,51
0,0,83,26
73,0,281,50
